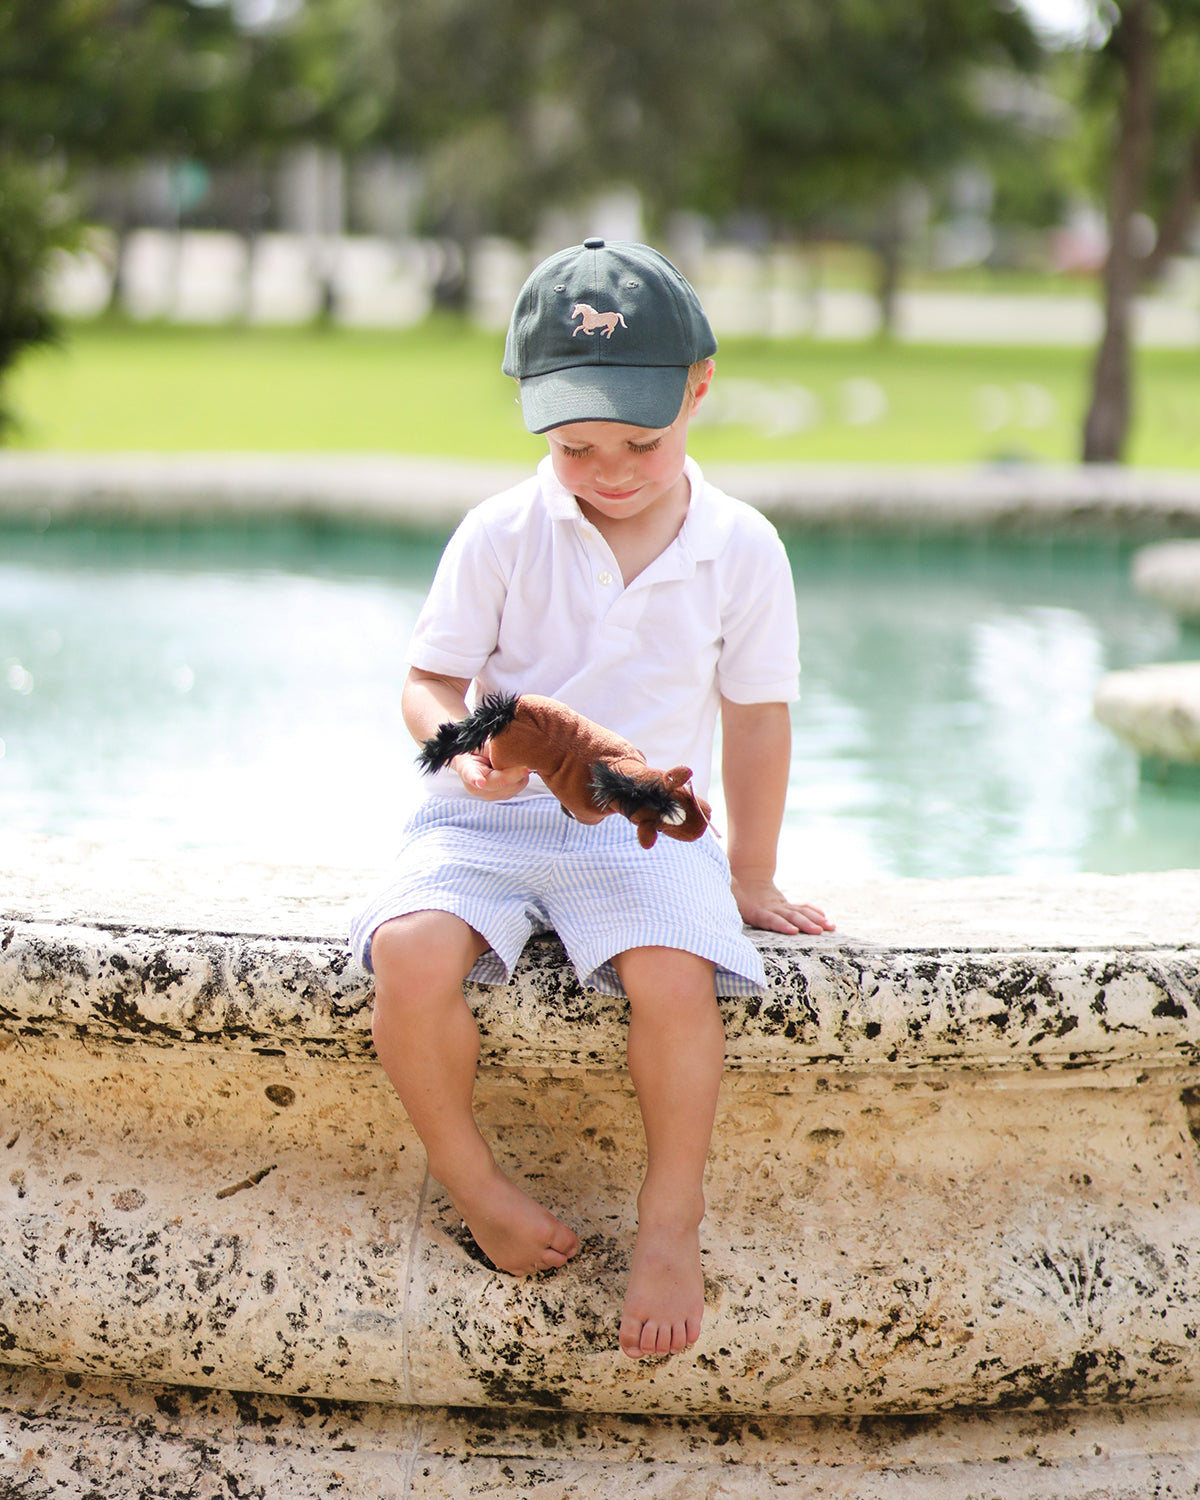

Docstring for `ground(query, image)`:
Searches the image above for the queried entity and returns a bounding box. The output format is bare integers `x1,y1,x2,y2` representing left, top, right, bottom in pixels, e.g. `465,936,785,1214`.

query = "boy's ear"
687,358,716,415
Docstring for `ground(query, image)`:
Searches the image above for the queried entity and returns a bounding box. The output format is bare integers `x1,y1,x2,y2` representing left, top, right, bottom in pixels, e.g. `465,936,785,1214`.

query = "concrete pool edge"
4,837,1200,1494
5,853,1200,1076
5,451,1200,535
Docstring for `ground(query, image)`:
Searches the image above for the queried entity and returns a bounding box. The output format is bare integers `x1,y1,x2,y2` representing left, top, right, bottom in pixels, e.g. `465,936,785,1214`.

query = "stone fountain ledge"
3,834,1200,1495
1094,661,1200,767
1134,539,1200,621
4,835,1200,1073
4,452,1200,1494
6,451,1200,535
1093,539,1200,772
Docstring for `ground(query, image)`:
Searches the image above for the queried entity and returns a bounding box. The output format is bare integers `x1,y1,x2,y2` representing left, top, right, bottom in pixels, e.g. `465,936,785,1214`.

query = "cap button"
582,236,605,249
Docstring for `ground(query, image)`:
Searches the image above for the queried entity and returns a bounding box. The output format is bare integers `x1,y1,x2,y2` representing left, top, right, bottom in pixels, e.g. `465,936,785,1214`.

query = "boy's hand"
452,747,530,800
732,875,835,937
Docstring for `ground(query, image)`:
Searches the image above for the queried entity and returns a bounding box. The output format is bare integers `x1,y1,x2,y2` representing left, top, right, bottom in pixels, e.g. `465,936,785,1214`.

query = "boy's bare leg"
612,946,725,1358
370,911,580,1275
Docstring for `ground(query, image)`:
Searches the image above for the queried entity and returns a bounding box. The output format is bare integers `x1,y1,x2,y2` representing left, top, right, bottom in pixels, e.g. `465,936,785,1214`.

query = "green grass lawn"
8,315,1200,466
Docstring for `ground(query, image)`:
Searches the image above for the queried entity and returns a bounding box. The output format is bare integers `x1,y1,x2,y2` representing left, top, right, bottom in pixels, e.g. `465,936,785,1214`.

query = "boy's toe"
548,1224,581,1263
618,1317,676,1358
670,1318,694,1353
646,1321,671,1356
619,1316,649,1358
534,1223,580,1271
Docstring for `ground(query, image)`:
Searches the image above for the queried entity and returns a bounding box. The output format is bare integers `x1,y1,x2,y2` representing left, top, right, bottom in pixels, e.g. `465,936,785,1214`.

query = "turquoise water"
1,516,1197,879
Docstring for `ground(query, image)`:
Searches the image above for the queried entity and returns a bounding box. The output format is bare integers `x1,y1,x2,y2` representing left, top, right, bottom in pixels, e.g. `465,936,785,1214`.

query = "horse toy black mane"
420,692,710,849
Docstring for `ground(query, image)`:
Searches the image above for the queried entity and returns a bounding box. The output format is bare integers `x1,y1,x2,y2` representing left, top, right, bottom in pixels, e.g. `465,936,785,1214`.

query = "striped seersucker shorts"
349,793,767,998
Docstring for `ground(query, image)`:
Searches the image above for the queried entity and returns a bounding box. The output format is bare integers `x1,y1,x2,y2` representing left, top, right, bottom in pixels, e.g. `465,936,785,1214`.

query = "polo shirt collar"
539,456,583,521
537,454,724,561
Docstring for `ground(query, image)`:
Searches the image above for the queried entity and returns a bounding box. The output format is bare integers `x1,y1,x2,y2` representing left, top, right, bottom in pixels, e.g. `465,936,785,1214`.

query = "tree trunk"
1141,128,1200,283
1083,0,1156,464
873,195,904,339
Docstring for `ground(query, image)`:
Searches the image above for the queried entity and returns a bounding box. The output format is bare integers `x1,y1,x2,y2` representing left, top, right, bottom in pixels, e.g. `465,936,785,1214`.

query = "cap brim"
519,364,689,435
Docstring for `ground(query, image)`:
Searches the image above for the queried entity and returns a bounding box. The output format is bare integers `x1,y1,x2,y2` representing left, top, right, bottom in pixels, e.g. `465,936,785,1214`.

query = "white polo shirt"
408,454,799,801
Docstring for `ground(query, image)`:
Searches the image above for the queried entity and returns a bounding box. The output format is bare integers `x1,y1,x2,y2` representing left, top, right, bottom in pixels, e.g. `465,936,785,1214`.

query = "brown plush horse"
419,692,711,849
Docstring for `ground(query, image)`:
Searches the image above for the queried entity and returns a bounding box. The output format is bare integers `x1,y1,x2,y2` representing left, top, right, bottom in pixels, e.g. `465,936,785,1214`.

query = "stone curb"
5,453,1200,536
1094,662,1200,765
4,917,1200,1075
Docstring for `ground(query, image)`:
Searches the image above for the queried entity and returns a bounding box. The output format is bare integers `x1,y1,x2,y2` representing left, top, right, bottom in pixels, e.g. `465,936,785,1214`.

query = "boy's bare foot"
445,1161,580,1276
618,1215,705,1358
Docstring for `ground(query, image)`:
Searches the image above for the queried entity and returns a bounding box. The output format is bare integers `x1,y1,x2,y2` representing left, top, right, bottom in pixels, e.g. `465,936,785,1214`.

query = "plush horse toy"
419,692,711,849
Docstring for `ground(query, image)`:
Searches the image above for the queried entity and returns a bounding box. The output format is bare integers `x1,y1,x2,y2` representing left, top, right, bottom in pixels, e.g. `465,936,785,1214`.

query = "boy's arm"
403,667,529,799
720,698,834,936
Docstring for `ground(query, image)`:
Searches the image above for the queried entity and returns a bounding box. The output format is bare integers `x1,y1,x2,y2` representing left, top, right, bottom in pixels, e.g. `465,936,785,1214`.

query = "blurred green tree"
0,0,283,433
280,0,749,297
0,153,79,433
703,0,1043,331
284,0,1044,319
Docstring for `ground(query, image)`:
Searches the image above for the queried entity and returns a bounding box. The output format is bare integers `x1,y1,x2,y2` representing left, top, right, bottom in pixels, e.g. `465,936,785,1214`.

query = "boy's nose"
594,457,633,485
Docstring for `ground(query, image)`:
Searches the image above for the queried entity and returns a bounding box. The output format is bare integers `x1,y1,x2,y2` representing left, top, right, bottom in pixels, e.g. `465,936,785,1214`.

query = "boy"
351,238,833,1360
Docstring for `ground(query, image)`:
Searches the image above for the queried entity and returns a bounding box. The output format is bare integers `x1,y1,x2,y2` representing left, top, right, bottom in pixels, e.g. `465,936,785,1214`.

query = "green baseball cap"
502,238,717,434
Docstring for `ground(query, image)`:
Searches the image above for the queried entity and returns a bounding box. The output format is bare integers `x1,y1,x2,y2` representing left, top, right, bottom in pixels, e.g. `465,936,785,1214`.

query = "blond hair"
685,358,714,403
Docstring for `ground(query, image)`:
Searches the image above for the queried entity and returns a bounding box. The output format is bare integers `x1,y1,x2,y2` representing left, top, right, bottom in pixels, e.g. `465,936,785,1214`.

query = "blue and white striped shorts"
349,794,766,998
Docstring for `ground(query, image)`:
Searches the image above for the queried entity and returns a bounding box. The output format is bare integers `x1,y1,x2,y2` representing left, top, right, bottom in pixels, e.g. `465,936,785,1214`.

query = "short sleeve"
406,508,510,680
715,521,800,704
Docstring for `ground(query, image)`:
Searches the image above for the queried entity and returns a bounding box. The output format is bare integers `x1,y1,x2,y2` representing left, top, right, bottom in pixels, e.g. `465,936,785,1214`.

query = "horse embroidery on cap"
571,303,627,338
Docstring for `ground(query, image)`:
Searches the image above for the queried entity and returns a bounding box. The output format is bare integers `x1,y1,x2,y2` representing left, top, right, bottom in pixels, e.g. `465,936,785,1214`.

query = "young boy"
351,238,833,1360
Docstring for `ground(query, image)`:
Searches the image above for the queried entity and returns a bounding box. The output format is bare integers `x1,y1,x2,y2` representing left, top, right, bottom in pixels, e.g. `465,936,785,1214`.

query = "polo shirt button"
598,570,614,585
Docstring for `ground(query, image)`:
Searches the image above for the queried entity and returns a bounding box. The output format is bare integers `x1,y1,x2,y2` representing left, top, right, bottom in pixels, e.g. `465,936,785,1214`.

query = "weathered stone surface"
7,1038,1200,1416
1093,661,1200,764
1133,539,1200,621
3,836,1200,1432
4,916,1200,1074
0,922,374,1058
3,849,1200,1416
4,1366,1200,1498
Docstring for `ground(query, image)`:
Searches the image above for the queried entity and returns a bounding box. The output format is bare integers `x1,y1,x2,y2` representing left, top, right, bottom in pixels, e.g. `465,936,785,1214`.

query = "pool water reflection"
1,519,1196,879
780,533,1196,879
